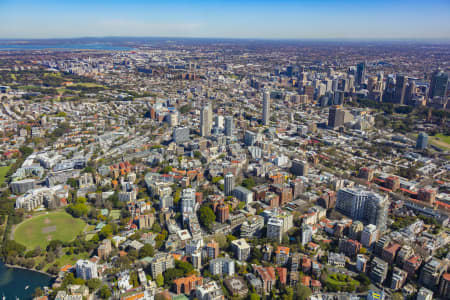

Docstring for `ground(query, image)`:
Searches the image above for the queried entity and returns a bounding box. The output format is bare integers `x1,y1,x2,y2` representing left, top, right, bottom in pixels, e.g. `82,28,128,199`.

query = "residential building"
231,238,251,261
75,259,98,280
209,258,235,276
151,253,175,278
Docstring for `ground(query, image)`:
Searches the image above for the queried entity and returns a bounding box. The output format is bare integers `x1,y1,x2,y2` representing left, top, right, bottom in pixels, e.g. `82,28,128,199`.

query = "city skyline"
1,0,450,39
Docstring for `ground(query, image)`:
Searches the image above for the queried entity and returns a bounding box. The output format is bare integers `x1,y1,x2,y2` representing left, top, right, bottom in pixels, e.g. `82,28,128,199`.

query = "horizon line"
1,36,450,42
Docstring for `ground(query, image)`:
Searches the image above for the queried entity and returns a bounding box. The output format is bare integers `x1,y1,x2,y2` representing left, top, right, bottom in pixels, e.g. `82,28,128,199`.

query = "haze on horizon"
1,0,450,40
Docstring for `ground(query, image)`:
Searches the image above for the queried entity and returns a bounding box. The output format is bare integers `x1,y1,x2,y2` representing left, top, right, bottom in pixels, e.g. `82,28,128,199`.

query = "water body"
0,43,132,51
0,261,53,300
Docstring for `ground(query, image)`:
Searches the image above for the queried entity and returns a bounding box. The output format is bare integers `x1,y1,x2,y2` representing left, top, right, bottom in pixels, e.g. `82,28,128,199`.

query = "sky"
1,0,450,39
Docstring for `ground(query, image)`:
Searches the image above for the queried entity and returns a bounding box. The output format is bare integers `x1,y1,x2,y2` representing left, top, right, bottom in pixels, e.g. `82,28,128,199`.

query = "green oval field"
14,211,86,250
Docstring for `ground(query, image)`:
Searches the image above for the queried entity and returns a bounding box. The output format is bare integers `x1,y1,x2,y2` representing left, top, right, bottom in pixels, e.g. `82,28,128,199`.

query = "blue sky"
1,0,450,39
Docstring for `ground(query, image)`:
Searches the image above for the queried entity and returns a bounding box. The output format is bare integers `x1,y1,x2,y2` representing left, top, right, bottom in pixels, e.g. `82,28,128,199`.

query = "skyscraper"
262,90,270,125
429,69,449,99
200,104,212,137
224,173,235,196
416,132,428,149
356,62,366,86
394,74,407,104
224,116,233,137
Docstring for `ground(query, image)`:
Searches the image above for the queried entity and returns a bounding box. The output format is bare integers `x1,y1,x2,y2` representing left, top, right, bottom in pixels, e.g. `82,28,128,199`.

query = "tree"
87,278,102,292
156,274,164,287
33,287,44,297
98,285,111,299
391,293,403,300
249,293,260,300
199,205,216,230
139,244,155,258
295,284,312,300
99,224,113,240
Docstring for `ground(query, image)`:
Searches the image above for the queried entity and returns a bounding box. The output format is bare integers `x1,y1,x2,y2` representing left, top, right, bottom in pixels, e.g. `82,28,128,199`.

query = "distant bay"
0,261,53,300
0,43,133,51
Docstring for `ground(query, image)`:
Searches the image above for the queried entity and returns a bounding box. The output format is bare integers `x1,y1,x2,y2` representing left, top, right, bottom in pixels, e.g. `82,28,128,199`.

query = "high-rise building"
210,258,235,276
76,259,98,280
291,159,309,177
231,238,251,261
262,91,271,125
417,287,434,300
224,173,235,196
429,69,449,99
301,224,313,245
416,132,428,149
267,217,284,243
216,203,229,223
224,116,233,137
150,253,175,278
360,224,378,248
356,62,366,86
335,187,388,231
173,127,190,143
200,105,212,137
419,258,447,290
370,257,388,284
328,106,345,128
181,188,196,215
394,74,407,104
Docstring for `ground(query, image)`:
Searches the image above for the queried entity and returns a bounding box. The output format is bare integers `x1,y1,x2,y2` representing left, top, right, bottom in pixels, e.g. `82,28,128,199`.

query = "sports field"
14,211,86,249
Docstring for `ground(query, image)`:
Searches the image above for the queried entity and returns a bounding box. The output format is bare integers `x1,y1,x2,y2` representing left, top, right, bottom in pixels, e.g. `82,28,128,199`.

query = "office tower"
394,74,407,104
356,62,366,86
328,106,345,128
244,130,257,146
416,132,428,149
384,75,395,102
405,78,416,105
173,127,190,143
214,115,224,129
336,187,388,231
224,116,233,136
290,159,309,176
267,217,284,243
262,90,271,125
200,104,212,137
181,188,196,214
224,173,235,196
429,69,449,99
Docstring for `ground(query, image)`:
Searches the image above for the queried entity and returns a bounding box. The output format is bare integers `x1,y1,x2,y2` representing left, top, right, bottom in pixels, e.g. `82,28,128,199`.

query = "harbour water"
0,261,53,299
0,43,132,51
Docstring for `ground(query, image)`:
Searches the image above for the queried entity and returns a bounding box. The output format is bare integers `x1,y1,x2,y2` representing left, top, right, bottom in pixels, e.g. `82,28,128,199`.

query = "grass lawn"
429,134,450,151
325,273,360,292
14,211,86,250
74,82,104,88
0,165,11,185
110,209,121,220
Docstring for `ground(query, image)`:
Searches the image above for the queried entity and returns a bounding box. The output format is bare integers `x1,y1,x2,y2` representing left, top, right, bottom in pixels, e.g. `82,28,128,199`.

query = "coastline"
4,262,56,278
